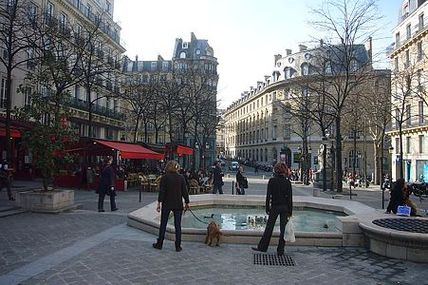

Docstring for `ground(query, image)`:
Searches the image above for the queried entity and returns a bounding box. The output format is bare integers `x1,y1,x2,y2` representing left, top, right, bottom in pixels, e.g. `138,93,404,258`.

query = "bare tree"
310,0,380,192
0,0,42,163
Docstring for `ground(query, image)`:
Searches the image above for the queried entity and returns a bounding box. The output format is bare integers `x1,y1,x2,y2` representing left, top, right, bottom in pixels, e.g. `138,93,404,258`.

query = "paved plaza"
0,176,428,284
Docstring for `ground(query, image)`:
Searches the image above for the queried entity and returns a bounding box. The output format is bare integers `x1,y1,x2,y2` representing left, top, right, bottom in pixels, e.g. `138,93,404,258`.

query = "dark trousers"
158,207,183,246
98,192,116,211
213,183,223,194
0,177,13,199
257,206,288,254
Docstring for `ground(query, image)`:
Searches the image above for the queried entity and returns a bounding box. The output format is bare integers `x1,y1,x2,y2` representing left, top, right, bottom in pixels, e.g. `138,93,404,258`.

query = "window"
272,126,277,140
151,61,157,71
394,57,399,71
301,63,309,75
417,69,423,91
162,62,169,71
395,32,400,46
74,85,80,99
350,59,358,71
47,2,54,19
284,125,291,140
24,87,31,106
419,135,424,153
406,24,411,39
406,104,411,126
324,61,332,74
419,101,424,124
406,136,411,154
106,1,112,15
395,138,400,153
28,3,37,23
419,13,424,30
418,42,423,61
179,52,186,59
348,150,361,169
0,77,6,108
395,108,400,127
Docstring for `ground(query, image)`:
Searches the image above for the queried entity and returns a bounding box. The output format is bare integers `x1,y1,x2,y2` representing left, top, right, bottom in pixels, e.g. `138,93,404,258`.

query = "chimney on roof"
320,39,324,47
299,44,307,52
285,49,292,55
274,54,282,65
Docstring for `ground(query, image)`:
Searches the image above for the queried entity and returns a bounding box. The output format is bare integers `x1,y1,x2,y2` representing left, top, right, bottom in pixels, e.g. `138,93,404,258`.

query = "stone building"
122,33,219,169
389,0,428,182
223,43,391,182
0,0,125,172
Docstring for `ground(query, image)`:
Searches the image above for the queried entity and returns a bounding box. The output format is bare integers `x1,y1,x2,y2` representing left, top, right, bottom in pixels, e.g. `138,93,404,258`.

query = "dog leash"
186,208,210,225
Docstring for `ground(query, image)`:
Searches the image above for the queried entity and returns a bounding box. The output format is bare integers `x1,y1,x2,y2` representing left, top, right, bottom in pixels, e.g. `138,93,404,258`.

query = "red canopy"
176,145,194,155
94,140,164,160
0,128,21,138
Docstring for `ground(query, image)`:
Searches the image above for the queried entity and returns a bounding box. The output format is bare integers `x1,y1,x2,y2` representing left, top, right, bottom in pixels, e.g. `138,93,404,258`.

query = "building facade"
0,0,126,172
223,44,390,181
123,33,219,169
389,0,428,182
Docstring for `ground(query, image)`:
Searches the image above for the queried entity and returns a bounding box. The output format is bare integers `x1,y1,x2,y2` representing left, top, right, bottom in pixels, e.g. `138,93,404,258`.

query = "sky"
114,0,402,109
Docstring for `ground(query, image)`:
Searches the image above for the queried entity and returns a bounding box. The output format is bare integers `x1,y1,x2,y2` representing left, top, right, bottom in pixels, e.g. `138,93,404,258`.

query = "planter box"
18,190,75,213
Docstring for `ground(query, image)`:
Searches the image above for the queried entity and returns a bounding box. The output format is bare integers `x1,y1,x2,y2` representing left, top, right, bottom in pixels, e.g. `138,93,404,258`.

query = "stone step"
0,208,26,218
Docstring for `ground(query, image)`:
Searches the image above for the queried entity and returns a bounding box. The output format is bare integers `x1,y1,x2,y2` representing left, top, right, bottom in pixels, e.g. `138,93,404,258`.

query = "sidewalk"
1,180,428,284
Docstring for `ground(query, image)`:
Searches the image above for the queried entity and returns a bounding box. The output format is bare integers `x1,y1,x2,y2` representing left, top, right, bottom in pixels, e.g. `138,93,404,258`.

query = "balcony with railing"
68,98,124,121
64,0,121,46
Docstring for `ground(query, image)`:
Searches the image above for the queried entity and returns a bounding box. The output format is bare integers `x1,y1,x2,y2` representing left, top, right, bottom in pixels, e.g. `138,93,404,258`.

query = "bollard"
139,185,143,203
231,181,235,195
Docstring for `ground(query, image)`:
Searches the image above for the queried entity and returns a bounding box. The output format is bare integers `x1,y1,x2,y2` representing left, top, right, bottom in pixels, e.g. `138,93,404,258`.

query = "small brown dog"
205,221,222,246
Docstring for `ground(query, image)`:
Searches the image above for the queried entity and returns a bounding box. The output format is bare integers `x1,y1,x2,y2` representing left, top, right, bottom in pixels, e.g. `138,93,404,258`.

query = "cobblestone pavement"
0,180,428,284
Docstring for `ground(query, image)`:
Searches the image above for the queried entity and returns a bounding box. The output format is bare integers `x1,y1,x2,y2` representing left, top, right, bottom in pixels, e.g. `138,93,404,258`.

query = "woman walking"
97,156,118,212
252,162,292,256
236,166,247,195
153,160,190,252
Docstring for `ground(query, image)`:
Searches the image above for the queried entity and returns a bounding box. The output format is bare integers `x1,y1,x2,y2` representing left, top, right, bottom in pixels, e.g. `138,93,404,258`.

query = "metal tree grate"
253,253,295,266
373,218,428,234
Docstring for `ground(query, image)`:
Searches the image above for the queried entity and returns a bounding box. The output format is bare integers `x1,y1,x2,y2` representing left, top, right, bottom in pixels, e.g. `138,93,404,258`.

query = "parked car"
229,161,239,171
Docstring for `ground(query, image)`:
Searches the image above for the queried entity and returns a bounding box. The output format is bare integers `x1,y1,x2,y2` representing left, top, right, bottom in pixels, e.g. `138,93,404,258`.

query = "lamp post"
321,136,328,192
297,146,302,182
194,142,199,170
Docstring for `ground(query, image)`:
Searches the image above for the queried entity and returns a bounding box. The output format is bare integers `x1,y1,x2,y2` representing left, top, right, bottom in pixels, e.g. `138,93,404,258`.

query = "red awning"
94,140,164,160
176,145,194,155
0,128,21,138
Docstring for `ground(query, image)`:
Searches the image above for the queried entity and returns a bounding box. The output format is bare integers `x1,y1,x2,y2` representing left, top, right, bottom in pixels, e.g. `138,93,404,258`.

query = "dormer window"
301,63,310,75
182,42,188,49
179,52,186,59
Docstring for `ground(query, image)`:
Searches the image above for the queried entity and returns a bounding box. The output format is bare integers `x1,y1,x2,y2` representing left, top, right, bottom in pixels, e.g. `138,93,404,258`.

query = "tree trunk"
336,117,343,192
5,69,12,164
88,89,93,138
133,115,140,143
399,124,404,179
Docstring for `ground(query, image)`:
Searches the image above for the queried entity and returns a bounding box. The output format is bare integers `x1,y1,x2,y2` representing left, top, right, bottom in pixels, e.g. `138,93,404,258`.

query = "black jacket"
158,173,190,210
265,175,293,216
236,170,245,188
213,166,223,184
97,165,115,194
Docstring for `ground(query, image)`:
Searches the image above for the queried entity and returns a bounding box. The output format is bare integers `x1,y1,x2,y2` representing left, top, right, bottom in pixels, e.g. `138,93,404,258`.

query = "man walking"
212,161,224,194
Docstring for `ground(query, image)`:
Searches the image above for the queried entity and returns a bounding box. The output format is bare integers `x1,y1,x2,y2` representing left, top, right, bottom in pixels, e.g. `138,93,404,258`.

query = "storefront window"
416,160,428,182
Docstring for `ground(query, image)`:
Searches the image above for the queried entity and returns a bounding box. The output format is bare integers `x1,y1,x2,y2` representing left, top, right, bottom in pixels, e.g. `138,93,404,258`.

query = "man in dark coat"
252,162,293,256
153,160,190,252
97,156,118,212
0,161,14,201
212,161,224,194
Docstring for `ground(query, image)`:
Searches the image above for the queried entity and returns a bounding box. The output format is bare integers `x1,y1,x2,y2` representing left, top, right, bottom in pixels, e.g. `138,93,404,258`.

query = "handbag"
242,177,248,189
284,218,296,243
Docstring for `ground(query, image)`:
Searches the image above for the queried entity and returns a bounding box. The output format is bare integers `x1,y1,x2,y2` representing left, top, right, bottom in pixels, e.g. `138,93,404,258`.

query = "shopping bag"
284,218,296,243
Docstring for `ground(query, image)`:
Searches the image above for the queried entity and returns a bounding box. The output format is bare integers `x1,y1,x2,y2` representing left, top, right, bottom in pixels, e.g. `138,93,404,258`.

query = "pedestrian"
0,161,14,201
212,161,224,194
153,160,190,252
386,178,405,214
252,162,293,256
96,156,118,212
236,166,247,195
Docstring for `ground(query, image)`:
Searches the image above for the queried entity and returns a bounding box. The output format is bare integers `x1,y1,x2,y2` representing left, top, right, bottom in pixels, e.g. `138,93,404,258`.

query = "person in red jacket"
153,160,190,252
252,162,293,256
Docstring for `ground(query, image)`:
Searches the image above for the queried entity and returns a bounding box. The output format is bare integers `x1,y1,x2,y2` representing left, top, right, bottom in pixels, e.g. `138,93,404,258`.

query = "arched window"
179,51,186,59
284,67,296,79
324,61,332,74
301,63,310,75
350,59,358,72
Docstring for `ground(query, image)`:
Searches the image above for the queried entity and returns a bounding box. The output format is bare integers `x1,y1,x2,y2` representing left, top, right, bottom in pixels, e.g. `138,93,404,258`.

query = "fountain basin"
127,194,375,247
